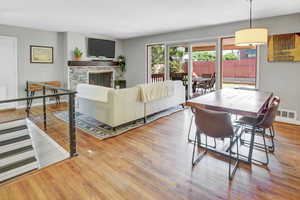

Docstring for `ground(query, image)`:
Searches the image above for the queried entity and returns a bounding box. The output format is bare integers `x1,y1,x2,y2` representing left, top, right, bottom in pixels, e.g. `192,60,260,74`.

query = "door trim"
0,35,18,110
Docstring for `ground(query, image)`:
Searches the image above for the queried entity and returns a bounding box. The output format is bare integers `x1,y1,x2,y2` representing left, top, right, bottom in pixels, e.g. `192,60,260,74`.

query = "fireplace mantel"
68,60,119,67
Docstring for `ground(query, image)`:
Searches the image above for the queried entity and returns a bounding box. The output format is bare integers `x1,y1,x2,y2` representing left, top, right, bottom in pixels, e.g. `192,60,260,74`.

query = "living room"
0,0,300,199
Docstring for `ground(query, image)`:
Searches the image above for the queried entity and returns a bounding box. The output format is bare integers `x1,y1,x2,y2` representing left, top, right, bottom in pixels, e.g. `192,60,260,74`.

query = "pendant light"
235,0,268,46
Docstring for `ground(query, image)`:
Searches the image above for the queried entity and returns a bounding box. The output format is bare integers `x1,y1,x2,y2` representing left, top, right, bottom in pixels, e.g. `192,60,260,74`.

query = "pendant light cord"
249,0,253,28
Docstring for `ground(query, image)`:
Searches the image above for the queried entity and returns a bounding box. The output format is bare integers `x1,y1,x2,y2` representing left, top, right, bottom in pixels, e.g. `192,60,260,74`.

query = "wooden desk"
26,81,62,108
28,81,61,92
187,88,273,164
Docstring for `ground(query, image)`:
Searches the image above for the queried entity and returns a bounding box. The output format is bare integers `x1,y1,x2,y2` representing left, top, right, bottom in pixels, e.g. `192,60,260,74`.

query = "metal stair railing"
0,81,77,158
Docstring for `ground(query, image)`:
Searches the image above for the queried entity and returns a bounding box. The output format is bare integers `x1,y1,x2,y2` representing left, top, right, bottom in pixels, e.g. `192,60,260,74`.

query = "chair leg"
240,126,275,152
229,136,239,180
192,131,207,166
248,129,269,165
262,129,269,165
269,125,275,153
187,115,194,142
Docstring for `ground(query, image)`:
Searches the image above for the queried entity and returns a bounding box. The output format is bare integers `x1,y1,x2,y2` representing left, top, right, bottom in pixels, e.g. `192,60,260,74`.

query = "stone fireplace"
68,66,116,90
88,71,113,87
68,60,122,90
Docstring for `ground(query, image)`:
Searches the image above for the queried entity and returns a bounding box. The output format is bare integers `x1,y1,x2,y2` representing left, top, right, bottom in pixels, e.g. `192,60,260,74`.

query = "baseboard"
276,117,300,126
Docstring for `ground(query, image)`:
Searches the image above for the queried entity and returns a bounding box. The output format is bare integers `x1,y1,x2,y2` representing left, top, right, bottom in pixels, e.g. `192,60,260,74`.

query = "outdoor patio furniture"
151,73,165,82
202,73,212,78
170,72,188,86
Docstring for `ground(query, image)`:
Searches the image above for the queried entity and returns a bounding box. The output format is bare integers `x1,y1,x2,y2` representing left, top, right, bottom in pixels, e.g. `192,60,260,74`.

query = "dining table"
186,88,273,164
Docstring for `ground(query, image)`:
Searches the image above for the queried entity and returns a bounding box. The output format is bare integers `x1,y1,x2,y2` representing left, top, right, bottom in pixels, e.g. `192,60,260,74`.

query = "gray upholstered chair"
191,106,239,180
237,97,280,165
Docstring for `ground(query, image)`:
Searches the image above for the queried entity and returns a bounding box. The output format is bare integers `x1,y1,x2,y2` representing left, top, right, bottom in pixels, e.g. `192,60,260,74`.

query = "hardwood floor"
0,103,300,200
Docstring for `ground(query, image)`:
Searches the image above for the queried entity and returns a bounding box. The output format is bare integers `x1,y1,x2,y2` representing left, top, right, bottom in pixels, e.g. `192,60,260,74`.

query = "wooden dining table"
186,88,273,164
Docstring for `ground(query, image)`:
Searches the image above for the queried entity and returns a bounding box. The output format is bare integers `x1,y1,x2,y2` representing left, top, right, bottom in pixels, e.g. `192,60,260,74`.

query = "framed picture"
30,45,54,63
268,33,300,62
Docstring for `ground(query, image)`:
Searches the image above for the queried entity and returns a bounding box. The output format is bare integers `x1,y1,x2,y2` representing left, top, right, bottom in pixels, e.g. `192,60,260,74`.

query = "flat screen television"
87,38,115,58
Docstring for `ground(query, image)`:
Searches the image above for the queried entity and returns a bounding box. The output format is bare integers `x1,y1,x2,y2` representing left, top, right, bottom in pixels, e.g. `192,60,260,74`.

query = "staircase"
0,120,39,182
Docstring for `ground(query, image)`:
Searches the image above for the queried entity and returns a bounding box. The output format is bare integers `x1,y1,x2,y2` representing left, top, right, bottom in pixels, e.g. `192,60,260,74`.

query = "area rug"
54,106,185,140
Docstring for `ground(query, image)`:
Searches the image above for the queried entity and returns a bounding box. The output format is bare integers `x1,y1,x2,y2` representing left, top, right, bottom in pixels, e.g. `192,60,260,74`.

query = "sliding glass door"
191,41,217,96
167,45,189,81
146,44,166,83
221,37,257,89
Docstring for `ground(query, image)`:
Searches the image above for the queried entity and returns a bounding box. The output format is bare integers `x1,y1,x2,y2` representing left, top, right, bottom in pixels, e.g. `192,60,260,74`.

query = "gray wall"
0,26,124,100
122,13,300,121
66,32,124,60
0,24,65,99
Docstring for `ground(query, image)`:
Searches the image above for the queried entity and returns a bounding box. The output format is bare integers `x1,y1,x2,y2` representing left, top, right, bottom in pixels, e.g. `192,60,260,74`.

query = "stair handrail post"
25,81,30,118
42,86,47,130
68,93,77,157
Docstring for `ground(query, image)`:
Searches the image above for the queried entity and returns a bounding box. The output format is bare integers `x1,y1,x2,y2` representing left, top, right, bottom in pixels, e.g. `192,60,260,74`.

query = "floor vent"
276,109,297,123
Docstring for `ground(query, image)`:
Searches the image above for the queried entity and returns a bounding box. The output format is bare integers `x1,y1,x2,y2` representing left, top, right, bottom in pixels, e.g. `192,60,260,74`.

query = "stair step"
0,129,29,142
0,157,37,174
0,138,32,154
0,125,27,135
0,146,33,160
0,158,38,182
0,135,31,147
0,147,35,167
0,120,26,132
0,120,40,183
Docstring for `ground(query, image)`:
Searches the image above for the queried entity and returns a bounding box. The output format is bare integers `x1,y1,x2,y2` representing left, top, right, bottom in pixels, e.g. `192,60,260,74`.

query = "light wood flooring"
0,103,299,200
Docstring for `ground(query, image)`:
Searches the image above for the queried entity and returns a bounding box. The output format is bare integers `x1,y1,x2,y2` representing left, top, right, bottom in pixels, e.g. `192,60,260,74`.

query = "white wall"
66,32,123,60
0,24,65,99
122,13,300,121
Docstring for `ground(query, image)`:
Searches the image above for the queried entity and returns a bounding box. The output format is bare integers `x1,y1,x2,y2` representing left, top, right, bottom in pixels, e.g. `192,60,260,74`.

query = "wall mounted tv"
87,38,115,58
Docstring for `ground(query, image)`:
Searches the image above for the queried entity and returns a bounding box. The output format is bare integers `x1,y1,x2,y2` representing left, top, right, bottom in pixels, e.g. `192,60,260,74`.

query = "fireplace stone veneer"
68,66,116,90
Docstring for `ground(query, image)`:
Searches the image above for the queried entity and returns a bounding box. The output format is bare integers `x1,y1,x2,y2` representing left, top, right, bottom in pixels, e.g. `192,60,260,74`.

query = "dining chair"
236,97,280,165
238,96,279,152
187,108,216,149
192,106,239,180
203,72,216,93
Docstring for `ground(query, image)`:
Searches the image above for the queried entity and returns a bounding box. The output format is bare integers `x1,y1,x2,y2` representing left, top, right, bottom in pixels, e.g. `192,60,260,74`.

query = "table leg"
196,130,201,148
28,91,35,109
192,82,196,93
247,126,256,163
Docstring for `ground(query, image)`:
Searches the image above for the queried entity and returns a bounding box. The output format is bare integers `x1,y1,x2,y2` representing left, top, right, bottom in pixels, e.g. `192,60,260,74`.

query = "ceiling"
0,0,299,39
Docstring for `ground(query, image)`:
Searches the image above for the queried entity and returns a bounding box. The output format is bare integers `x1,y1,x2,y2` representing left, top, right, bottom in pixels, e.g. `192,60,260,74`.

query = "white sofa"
76,81,185,128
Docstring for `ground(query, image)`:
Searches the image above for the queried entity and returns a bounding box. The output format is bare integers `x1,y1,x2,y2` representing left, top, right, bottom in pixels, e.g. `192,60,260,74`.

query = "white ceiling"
0,0,300,39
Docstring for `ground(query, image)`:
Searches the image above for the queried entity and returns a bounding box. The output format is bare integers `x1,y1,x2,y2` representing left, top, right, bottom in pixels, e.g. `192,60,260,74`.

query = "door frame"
220,36,260,89
145,42,167,83
165,43,191,95
0,35,18,110
144,35,260,98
